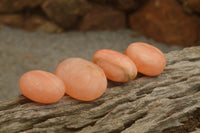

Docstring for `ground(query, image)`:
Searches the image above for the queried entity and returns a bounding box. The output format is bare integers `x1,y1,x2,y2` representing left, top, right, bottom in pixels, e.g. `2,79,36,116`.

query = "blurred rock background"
0,0,199,46
0,0,199,101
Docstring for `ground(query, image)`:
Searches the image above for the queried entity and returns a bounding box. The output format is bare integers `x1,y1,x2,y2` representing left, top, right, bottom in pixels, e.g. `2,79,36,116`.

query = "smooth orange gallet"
126,42,166,76
93,49,137,82
19,70,65,104
55,58,107,101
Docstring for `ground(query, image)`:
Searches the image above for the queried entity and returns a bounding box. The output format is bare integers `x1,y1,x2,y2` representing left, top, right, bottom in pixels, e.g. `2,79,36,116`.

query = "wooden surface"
0,46,200,133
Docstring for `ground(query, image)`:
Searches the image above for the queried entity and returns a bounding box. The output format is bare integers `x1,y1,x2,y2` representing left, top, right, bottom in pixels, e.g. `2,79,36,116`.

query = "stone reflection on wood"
0,46,200,133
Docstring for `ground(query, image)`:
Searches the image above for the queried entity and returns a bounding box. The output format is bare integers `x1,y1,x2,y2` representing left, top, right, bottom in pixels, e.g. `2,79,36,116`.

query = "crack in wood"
163,108,200,133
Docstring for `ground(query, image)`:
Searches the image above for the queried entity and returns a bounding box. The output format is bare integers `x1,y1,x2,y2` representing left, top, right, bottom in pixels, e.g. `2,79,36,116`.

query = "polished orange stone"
55,58,107,101
126,42,166,76
19,70,65,104
93,49,137,82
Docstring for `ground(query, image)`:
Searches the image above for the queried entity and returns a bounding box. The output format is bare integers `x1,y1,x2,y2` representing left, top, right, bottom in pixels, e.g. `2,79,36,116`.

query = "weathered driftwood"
0,46,200,133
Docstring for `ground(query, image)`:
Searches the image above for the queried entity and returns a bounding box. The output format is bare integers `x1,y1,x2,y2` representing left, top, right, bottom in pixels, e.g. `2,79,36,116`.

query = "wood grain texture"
0,46,200,133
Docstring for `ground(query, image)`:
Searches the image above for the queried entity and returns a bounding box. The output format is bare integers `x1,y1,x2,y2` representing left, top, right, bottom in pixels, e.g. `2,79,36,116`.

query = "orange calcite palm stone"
19,70,65,104
55,58,107,101
126,42,166,76
93,49,137,82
